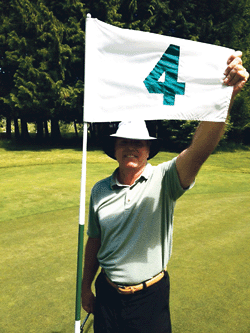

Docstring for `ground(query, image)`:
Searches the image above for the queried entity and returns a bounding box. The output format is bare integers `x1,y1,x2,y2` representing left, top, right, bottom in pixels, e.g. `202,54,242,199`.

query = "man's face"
114,138,150,171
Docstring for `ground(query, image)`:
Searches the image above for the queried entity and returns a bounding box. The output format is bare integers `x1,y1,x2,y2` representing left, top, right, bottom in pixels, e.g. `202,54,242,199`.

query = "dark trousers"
94,271,172,333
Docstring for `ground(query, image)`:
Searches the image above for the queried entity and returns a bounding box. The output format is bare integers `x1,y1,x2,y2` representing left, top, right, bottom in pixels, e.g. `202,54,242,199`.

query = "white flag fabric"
84,16,234,123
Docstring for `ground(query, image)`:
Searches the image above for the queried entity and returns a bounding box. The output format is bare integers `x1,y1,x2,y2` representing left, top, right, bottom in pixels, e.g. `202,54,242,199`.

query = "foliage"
0,0,86,139
0,0,249,146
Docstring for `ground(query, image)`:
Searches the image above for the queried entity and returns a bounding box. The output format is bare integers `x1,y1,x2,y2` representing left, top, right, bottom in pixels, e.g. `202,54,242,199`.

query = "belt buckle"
117,286,127,294
117,285,135,294
117,288,125,294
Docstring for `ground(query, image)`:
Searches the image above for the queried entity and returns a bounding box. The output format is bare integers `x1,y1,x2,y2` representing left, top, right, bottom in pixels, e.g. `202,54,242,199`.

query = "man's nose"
127,141,137,149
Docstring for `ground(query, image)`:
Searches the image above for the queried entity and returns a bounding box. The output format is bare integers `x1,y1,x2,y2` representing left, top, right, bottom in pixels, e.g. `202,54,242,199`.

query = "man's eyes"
118,141,144,147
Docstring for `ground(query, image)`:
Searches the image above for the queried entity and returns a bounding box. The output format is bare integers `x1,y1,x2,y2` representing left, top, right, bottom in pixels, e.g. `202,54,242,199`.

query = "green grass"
1,145,249,332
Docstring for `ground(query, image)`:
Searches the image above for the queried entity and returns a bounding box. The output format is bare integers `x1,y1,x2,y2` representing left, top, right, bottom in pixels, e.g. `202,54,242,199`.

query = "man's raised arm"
176,52,249,189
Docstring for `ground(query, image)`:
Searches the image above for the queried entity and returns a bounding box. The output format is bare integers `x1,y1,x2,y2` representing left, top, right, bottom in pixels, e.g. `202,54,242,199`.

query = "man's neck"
117,165,146,186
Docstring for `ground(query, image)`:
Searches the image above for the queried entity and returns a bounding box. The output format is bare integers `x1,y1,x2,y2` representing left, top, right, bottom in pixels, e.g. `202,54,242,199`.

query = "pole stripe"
74,320,81,333
75,223,85,322
74,122,88,332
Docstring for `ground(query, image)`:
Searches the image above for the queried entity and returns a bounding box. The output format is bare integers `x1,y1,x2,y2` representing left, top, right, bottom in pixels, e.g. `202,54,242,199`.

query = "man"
81,52,249,332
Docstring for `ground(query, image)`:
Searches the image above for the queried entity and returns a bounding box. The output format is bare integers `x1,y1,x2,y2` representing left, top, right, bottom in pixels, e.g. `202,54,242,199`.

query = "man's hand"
223,51,249,98
176,52,249,189
81,285,96,314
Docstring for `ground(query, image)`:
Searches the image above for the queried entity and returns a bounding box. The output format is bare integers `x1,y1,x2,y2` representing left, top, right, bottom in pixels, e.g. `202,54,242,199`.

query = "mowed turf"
0,145,249,333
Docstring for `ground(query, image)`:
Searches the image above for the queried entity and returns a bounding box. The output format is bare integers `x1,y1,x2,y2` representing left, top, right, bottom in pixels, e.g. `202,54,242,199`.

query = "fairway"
1,145,249,333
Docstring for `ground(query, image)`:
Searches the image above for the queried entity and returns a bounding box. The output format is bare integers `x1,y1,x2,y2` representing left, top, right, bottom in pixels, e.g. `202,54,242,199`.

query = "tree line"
0,0,249,147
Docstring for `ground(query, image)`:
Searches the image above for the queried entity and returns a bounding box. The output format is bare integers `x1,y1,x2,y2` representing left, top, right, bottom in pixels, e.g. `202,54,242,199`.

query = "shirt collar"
110,163,152,189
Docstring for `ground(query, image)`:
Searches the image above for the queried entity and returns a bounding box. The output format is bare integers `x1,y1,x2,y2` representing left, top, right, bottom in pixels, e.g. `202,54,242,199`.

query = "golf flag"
84,16,234,123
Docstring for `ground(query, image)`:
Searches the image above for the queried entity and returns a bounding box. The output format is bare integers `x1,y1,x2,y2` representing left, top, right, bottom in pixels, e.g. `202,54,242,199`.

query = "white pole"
74,121,88,333
74,13,91,333
74,320,81,333
79,121,88,225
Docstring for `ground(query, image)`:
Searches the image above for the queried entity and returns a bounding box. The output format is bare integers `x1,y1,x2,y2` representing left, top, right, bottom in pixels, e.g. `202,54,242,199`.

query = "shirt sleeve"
161,157,194,201
87,191,101,238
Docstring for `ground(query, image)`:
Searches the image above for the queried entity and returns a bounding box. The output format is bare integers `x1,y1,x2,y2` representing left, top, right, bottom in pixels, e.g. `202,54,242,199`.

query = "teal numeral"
144,44,185,105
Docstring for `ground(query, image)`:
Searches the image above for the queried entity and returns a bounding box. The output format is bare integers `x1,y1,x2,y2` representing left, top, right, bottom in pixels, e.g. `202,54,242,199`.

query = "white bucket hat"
103,120,160,160
110,120,157,141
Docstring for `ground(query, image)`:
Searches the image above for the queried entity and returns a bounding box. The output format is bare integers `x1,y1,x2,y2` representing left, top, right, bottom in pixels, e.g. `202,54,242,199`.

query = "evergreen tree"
0,0,86,141
0,0,19,137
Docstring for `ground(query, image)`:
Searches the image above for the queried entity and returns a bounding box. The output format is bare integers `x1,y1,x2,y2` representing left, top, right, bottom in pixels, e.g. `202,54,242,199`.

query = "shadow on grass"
215,141,250,152
0,133,84,152
0,133,111,154
1,133,249,154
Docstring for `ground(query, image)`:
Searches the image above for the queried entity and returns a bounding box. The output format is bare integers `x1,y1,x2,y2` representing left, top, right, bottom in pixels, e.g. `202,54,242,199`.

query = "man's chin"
124,162,138,168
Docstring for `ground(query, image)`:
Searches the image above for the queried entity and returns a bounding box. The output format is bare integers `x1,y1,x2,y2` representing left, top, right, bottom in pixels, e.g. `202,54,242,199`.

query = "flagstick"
74,121,88,333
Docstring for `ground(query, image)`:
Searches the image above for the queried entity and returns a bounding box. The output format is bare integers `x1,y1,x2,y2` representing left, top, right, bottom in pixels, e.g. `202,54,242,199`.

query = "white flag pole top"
84,17,234,123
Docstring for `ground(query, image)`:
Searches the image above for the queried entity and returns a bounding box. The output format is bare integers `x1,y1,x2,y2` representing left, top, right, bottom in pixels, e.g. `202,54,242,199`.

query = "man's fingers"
227,50,242,65
224,56,242,77
232,69,249,95
223,49,249,95
82,305,90,313
81,291,96,314
224,65,247,85
82,303,94,314
223,52,249,96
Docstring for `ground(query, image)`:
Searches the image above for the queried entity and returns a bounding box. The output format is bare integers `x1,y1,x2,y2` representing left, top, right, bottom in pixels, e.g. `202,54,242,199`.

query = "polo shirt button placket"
125,188,132,208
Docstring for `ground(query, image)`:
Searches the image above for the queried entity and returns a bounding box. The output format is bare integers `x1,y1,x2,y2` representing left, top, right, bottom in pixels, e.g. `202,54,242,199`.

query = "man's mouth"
124,154,137,158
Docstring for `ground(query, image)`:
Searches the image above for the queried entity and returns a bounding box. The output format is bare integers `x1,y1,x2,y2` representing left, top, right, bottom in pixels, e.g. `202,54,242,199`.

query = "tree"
0,0,19,138
0,0,86,141
0,0,249,145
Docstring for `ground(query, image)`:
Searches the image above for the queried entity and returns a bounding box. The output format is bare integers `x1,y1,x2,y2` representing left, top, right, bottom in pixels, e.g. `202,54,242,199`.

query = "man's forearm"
189,120,226,165
82,237,101,288
176,117,228,189
81,237,101,313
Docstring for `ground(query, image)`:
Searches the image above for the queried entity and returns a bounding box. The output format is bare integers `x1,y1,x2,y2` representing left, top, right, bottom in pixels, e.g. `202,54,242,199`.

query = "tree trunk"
51,119,61,142
36,120,44,141
20,119,30,141
44,121,49,137
14,118,20,139
6,117,12,139
74,120,78,137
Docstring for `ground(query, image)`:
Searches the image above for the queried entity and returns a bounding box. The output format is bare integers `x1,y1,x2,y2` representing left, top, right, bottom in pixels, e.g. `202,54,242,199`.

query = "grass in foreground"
1,146,249,332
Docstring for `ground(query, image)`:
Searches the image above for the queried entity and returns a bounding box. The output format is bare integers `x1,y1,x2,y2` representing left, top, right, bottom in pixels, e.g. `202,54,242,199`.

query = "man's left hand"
224,51,249,97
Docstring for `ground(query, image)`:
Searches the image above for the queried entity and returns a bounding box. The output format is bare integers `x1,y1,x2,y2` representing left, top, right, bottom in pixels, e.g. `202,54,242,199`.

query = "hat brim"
102,136,161,160
110,133,157,141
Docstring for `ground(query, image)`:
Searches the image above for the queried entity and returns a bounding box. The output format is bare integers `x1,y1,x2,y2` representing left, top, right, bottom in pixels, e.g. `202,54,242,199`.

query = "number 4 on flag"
144,44,185,105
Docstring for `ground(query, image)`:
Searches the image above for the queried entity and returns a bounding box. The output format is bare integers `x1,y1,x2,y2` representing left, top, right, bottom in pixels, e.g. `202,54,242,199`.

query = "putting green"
1,148,249,332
